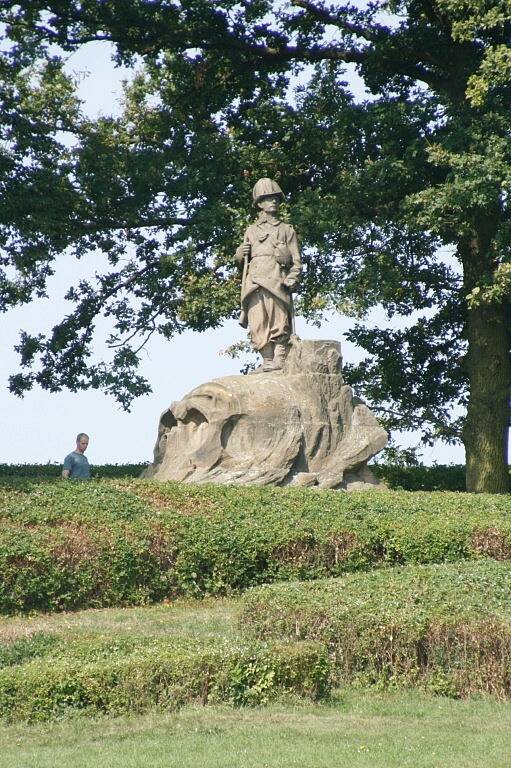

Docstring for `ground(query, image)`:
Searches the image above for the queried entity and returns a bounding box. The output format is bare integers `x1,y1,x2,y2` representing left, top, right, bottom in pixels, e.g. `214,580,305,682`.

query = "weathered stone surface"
144,339,388,490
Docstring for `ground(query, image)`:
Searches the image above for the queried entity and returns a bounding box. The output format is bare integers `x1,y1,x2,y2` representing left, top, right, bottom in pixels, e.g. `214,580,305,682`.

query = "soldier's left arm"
283,225,301,288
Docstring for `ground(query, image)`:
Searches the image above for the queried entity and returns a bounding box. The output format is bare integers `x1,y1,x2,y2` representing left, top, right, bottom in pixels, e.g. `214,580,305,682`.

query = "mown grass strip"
240,559,511,698
2,480,511,613
2,693,511,768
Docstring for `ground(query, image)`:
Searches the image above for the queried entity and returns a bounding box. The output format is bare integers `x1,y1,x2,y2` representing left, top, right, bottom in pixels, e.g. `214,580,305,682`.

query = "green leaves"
0,636,329,721
241,558,511,696
436,0,511,42
0,0,510,481
467,44,511,106
2,478,511,613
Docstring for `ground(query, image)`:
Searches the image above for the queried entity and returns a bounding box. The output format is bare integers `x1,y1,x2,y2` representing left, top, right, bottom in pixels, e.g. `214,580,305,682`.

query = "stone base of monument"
144,339,388,490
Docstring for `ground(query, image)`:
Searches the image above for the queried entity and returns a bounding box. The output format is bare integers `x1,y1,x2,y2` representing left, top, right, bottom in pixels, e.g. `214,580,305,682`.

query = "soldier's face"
258,195,281,215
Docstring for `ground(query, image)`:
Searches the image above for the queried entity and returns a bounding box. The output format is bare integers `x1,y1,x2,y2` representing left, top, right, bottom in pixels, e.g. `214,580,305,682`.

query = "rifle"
239,239,251,329
289,291,297,338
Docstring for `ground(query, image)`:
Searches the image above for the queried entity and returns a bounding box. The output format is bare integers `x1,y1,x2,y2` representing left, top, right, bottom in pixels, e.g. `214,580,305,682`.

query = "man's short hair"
76,432,89,442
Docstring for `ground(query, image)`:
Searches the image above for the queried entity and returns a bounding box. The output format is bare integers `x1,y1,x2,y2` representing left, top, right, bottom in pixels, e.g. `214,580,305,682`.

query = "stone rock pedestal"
144,339,388,490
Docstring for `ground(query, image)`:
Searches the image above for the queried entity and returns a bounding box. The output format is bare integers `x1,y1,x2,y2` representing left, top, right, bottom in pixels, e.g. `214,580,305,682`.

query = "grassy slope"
2,693,511,768
0,598,239,645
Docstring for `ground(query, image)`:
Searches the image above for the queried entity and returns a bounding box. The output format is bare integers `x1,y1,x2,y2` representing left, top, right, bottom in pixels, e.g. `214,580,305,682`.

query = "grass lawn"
3,691,511,768
0,598,240,645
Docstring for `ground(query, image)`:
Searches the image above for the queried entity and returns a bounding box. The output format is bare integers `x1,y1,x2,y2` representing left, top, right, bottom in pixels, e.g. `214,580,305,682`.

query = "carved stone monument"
144,178,388,489
144,338,387,489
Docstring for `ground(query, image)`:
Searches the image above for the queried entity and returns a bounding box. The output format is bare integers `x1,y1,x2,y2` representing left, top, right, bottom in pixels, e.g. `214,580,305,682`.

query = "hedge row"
3,559,511,720
241,559,511,698
0,637,328,721
2,480,511,613
0,463,147,479
373,464,467,492
0,462,470,490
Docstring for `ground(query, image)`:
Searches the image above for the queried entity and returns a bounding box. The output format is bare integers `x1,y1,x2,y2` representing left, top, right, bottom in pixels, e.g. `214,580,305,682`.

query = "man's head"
76,433,89,454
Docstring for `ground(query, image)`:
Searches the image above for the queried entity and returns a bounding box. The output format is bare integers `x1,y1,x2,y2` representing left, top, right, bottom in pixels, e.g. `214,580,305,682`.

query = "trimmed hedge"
2,461,509,490
240,559,511,697
0,637,329,721
2,480,511,613
373,464,467,492
0,463,147,479
3,559,511,721
0,462,474,489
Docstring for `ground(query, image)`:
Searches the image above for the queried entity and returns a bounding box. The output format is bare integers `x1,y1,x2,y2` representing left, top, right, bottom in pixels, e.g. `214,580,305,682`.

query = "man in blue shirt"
62,433,91,480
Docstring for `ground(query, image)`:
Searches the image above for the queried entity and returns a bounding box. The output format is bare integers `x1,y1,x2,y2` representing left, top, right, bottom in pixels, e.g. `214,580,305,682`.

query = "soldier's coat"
235,213,301,348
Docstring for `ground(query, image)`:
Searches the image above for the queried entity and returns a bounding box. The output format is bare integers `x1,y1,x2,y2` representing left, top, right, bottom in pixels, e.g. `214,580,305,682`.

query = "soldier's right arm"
235,226,253,263
235,244,245,264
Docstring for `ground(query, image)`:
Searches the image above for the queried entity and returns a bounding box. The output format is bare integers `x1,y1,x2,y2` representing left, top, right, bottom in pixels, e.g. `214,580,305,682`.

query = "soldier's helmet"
252,178,284,204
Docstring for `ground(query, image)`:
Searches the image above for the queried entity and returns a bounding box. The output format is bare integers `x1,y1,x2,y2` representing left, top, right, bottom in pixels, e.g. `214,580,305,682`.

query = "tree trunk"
461,234,510,493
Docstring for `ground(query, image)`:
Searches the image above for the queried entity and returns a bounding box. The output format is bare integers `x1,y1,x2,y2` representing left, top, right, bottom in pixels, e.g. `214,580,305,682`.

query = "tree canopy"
1,1,510,490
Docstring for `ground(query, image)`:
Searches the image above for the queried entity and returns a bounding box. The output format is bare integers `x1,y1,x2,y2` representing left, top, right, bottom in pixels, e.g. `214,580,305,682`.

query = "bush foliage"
2,479,511,613
2,558,511,721
0,462,468,489
372,464,467,492
240,559,511,698
0,463,147,479
2,469,511,719
0,636,328,721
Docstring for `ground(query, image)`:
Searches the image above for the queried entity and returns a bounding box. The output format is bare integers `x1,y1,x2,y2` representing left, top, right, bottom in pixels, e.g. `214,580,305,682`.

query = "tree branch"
170,33,368,65
291,0,387,42
132,323,157,355
108,309,160,349
1,17,112,46
101,263,155,302
78,216,192,233
3,4,453,97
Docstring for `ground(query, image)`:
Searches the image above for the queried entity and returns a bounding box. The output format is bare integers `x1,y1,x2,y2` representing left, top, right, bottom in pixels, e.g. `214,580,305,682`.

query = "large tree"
1,1,510,491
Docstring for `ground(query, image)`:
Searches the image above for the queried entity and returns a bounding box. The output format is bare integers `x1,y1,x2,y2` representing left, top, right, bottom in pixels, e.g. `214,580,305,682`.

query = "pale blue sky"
1,42,464,465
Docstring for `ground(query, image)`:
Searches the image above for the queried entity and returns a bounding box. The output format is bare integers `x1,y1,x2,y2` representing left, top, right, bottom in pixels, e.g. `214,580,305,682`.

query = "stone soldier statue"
235,178,301,372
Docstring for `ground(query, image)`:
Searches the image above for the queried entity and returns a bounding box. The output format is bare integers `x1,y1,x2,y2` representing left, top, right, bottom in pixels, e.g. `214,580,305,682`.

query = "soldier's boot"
250,343,274,374
273,341,289,369
263,341,288,371
261,342,278,372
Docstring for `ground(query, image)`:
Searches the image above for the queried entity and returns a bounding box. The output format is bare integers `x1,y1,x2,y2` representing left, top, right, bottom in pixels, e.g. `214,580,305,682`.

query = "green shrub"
0,462,471,490
240,559,511,697
2,480,511,614
0,462,471,489
0,463,147,480
0,638,329,721
372,464,467,491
